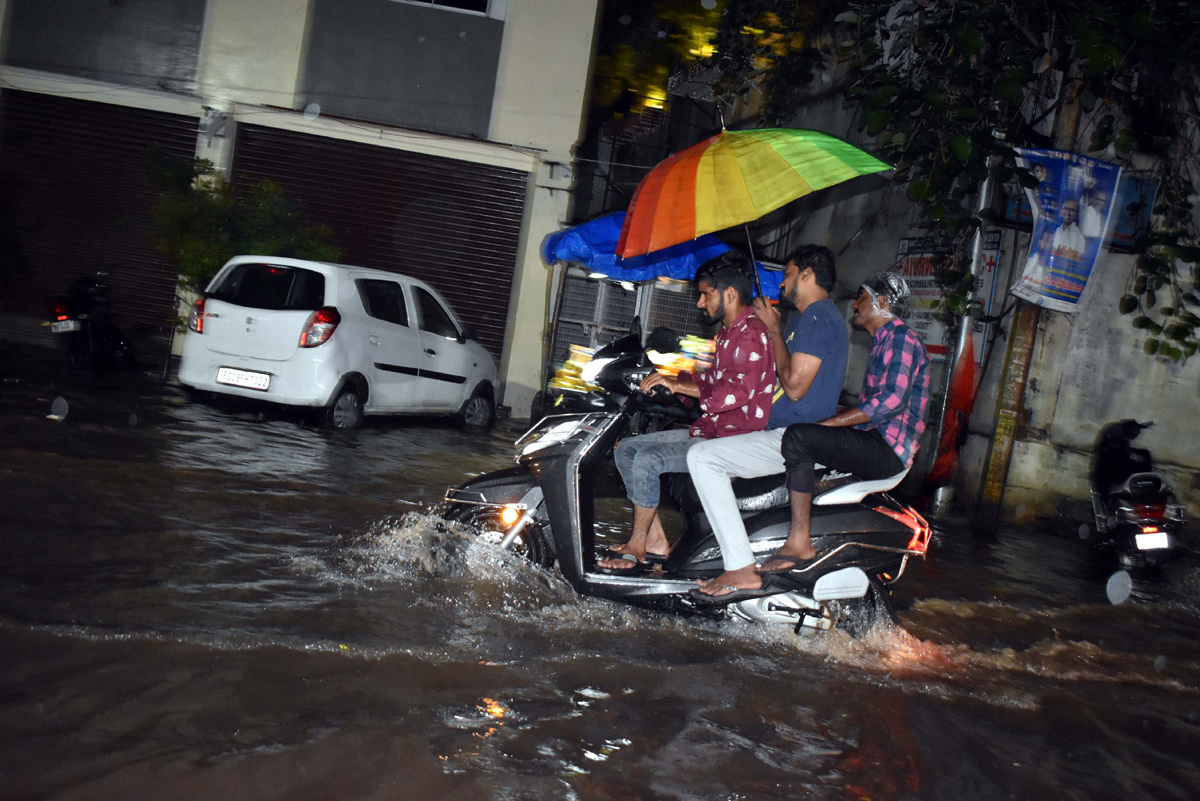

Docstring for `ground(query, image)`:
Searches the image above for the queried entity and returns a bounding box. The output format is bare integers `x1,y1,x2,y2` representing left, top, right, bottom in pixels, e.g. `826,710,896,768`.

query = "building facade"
0,0,601,416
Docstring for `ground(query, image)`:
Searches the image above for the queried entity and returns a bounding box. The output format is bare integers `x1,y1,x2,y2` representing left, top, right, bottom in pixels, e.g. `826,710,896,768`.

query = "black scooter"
539,327,699,436
441,334,932,636
48,272,137,371
1082,420,1186,569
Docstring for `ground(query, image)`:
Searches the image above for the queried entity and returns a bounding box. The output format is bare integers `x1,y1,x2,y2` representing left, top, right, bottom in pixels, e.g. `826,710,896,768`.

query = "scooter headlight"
580,357,614,384
499,505,521,527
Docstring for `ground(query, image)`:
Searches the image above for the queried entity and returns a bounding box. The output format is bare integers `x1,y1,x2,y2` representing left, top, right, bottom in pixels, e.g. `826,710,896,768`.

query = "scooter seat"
813,468,910,506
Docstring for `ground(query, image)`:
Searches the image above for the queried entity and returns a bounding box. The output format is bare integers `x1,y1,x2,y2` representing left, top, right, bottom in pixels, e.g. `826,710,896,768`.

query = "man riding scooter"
596,251,775,573
687,245,849,599
766,271,931,575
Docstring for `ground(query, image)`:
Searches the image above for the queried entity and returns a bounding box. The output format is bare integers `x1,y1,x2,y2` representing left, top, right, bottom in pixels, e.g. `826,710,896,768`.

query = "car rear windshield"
208,264,326,311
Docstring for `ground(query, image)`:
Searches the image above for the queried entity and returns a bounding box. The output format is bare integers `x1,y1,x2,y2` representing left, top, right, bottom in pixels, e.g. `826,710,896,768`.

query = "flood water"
3,343,1199,800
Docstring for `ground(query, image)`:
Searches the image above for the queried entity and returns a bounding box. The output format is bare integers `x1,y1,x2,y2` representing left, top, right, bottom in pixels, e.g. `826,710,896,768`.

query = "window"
413,287,459,339
209,264,325,311
390,0,503,18
357,279,409,326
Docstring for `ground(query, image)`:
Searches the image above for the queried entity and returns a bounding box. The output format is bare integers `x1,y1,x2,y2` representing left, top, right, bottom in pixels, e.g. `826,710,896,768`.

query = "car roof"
220,255,434,291
216,255,462,323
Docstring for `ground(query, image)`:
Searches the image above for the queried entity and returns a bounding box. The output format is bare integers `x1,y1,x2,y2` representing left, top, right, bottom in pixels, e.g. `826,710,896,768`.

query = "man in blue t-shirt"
687,245,850,597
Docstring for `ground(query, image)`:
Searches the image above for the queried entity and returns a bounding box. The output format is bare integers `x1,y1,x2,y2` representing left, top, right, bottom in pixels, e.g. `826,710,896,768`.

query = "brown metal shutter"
230,124,527,359
0,90,197,330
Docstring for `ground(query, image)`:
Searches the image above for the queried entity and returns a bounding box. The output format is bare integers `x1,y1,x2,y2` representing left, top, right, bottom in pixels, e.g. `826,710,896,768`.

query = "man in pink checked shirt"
596,251,775,574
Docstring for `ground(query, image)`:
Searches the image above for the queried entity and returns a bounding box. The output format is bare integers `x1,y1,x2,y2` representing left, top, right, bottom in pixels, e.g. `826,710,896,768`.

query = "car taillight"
188,297,205,333
300,306,340,347
53,301,71,321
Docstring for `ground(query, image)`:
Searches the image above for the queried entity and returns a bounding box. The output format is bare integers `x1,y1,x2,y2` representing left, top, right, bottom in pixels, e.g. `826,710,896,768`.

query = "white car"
178,256,499,429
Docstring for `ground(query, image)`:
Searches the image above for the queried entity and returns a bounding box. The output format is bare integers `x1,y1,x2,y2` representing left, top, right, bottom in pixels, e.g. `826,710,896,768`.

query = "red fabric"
927,337,977,487
682,307,776,439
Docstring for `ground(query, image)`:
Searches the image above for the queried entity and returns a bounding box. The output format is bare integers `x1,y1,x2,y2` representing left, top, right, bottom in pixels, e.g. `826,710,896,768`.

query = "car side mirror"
458,325,479,344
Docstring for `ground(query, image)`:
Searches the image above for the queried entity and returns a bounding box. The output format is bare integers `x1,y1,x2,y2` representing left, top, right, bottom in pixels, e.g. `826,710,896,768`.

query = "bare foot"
697,565,761,596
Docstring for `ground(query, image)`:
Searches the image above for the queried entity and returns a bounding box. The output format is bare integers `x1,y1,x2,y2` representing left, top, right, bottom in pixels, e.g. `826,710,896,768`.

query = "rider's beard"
701,297,725,327
777,283,800,312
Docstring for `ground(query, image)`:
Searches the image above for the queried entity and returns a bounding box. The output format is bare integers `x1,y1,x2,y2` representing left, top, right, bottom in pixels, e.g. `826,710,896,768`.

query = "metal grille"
231,124,527,359
646,282,717,339
549,273,644,365
0,90,198,330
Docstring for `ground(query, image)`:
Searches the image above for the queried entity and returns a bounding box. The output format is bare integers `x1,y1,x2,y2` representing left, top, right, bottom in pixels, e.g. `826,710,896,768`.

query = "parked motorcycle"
1082,420,1186,569
48,272,137,371
440,336,932,637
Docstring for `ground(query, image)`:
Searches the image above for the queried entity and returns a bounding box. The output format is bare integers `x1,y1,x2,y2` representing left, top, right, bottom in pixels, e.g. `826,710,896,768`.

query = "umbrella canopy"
542,211,784,297
616,128,891,258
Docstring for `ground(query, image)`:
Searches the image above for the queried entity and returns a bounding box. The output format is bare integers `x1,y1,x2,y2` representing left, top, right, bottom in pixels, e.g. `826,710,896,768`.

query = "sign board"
896,233,1002,364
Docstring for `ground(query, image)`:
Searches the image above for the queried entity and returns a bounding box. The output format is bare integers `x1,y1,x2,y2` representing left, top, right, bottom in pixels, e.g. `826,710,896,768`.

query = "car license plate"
51,320,81,333
216,366,271,391
1135,531,1170,550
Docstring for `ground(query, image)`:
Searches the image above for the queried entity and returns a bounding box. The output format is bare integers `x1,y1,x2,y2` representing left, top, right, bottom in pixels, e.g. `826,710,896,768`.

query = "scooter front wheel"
442,505,554,569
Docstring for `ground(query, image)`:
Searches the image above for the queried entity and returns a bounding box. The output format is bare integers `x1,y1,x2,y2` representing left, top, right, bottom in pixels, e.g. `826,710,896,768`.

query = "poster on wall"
1010,148,1123,312
895,233,1002,365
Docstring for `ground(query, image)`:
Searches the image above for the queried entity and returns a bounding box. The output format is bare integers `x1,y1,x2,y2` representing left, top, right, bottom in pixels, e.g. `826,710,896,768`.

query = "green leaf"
949,135,972,162
928,204,947,221
907,180,934,201
1132,315,1152,329
1119,295,1139,314
955,25,983,55
954,107,980,122
866,110,890,135
1144,338,1160,355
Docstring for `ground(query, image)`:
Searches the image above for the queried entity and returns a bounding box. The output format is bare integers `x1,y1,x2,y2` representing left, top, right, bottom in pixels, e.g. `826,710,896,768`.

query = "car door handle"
369,336,381,346
424,348,436,356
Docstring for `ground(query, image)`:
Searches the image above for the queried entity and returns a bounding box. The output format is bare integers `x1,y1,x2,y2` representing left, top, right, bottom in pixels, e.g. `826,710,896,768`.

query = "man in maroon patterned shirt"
597,252,775,573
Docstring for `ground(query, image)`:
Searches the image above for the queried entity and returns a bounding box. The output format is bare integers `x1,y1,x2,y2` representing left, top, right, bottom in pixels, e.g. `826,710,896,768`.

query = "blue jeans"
614,429,697,508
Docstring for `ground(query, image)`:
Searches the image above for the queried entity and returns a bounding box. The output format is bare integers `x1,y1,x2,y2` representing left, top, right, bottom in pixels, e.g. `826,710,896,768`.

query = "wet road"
2,344,1199,800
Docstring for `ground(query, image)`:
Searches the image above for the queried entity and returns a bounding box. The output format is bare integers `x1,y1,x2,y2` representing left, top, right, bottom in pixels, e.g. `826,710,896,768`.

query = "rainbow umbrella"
616,128,890,259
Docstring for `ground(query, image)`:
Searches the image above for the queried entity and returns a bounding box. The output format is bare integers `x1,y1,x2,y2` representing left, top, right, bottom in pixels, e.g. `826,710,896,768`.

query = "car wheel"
325,387,364,429
461,391,495,429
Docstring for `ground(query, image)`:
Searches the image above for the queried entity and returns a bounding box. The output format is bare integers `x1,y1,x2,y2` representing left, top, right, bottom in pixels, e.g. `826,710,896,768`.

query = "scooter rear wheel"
831,578,900,638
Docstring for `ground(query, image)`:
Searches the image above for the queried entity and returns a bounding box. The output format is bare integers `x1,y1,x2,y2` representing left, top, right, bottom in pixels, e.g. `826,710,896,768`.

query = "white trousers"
685,428,788,571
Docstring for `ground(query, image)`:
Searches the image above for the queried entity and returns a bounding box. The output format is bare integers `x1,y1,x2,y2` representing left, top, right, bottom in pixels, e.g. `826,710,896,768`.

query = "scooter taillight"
187,297,205,334
299,306,340,348
1133,503,1165,520
874,505,932,554
52,301,71,321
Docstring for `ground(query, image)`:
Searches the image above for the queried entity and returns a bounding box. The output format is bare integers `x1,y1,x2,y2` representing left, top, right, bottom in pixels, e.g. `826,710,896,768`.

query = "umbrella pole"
743,224,764,299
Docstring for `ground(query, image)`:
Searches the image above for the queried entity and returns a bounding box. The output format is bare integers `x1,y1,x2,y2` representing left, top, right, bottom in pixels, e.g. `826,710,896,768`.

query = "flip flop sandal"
593,552,649,576
604,547,668,566
757,552,817,575
687,585,774,606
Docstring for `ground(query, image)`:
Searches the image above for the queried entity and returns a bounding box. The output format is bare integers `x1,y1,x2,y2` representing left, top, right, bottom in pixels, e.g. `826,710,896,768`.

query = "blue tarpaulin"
541,212,783,298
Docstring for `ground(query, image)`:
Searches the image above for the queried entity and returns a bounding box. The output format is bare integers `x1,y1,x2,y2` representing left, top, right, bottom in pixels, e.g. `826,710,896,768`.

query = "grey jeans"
614,428,698,508
686,428,789,570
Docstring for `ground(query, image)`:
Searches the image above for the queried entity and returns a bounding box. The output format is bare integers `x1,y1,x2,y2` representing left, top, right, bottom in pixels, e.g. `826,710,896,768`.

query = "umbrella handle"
743,225,764,299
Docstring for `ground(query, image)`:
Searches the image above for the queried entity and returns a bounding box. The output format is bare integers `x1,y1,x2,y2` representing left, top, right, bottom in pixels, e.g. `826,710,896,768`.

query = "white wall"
197,0,308,109
488,0,600,415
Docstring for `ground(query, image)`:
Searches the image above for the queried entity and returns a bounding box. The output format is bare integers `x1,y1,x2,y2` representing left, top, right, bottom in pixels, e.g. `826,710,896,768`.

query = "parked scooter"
1082,420,1186,569
440,334,932,636
47,272,137,371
